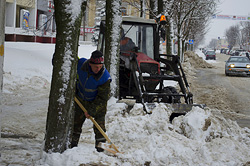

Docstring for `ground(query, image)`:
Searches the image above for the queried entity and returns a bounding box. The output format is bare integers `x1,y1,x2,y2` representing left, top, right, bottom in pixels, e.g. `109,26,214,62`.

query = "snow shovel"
74,97,121,155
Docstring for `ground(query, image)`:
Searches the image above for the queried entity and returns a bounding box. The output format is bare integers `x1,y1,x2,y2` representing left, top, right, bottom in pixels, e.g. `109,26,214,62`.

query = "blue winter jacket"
76,58,111,101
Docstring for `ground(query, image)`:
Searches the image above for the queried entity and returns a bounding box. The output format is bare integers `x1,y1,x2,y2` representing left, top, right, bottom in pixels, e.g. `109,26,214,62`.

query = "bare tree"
239,22,250,50
172,0,196,58
122,0,153,18
44,0,87,153
171,0,217,59
225,25,240,49
92,0,106,45
208,38,217,49
182,1,215,50
162,0,175,54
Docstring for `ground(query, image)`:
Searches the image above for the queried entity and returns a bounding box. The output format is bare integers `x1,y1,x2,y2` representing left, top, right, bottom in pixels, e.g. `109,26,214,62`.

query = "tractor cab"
119,17,157,60
97,16,159,60
98,17,162,100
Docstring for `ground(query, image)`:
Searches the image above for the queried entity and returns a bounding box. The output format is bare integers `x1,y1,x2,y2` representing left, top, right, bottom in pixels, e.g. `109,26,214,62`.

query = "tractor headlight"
229,64,235,68
246,64,250,68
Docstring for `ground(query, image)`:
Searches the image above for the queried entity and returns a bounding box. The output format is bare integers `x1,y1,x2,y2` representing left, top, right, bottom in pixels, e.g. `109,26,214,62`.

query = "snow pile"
182,51,210,78
38,104,250,166
182,51,213,75
1,42,250,166
185,51,213,68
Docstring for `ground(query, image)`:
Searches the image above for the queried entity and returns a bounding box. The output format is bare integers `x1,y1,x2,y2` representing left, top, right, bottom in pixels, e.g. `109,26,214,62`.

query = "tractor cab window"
121,24,154,59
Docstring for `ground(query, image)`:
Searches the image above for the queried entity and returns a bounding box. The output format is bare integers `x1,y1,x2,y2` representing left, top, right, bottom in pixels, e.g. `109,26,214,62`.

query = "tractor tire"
161,86,181,103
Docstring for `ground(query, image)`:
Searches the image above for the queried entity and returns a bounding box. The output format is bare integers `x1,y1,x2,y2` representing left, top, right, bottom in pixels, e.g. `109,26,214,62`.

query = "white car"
239,52,249,57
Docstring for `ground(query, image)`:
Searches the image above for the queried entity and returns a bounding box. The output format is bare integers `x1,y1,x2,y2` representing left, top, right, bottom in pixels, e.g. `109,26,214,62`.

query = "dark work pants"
71,100,106,148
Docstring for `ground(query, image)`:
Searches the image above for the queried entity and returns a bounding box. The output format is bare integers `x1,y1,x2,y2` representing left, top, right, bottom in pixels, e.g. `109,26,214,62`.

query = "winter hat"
89,50,104,64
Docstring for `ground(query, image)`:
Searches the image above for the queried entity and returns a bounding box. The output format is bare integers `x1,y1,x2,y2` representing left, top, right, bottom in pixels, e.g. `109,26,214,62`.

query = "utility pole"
83,13,85,41
0,0,5,91
0,0,6,159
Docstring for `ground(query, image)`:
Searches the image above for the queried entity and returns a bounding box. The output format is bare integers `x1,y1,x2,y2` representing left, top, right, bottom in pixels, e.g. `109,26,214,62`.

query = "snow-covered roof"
121,16,156,24
101,16,156,25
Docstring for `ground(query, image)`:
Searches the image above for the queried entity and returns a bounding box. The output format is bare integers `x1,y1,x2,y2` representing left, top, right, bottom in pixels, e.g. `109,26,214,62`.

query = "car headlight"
229,64,235,68
246,64,250,68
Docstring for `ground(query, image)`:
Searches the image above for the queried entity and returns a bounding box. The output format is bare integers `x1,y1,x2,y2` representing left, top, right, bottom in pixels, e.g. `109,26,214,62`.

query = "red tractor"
97,16,204,118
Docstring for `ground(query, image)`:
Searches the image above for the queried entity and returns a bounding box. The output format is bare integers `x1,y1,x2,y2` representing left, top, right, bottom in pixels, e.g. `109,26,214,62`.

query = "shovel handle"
74,97,120,152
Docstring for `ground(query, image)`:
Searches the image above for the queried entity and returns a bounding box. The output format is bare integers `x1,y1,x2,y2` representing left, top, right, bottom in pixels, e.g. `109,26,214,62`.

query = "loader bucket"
144,103,206,122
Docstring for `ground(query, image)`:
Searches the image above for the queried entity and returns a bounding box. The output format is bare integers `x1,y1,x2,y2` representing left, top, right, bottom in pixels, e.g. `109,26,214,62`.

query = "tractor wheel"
161,86,181,103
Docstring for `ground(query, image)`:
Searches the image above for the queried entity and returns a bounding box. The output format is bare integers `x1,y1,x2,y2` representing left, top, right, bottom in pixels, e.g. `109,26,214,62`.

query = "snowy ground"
1,42,250,166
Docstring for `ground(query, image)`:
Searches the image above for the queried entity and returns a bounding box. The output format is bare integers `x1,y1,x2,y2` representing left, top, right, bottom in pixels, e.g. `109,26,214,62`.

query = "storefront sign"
80,27,95,35
212,14,250,21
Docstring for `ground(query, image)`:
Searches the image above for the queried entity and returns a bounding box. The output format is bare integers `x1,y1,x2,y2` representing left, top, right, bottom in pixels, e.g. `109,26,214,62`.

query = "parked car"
229,50,235,56
225,56,250,76
233,51,240,56
223,49,229,54
205,50,216,60
237,49,245,53
202,49,207,54
226,49,231,55
201,48,206,54
239,52,249,57
220,48,227,54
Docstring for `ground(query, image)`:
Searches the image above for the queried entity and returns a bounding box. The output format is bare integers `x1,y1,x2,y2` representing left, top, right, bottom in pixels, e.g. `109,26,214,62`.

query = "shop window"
121,7,127,16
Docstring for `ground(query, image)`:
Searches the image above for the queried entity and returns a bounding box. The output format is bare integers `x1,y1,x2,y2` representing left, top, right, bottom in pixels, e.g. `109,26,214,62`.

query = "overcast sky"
204,0,250,46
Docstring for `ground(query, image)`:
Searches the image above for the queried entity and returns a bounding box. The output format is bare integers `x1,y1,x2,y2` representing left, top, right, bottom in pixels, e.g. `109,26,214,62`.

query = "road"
190,52,250,128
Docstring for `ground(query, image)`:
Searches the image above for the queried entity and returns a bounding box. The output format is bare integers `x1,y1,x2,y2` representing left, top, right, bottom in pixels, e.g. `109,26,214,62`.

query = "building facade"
4,0,147,43
5,0,56,43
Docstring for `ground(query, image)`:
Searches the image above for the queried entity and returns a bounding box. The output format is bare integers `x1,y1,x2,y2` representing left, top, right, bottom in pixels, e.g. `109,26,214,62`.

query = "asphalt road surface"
191,52,250,128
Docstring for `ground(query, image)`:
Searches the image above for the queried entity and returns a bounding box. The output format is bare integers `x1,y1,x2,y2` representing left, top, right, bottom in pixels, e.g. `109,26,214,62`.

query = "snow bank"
38,104,250,166
1,42,250,166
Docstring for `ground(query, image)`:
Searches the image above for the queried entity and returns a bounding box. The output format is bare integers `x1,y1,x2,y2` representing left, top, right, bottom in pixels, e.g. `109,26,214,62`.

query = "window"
122,24,154,59
121,7,127,16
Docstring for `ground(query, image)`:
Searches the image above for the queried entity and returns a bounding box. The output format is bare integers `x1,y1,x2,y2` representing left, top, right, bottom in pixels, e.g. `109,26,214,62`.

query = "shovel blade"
97,142,121,155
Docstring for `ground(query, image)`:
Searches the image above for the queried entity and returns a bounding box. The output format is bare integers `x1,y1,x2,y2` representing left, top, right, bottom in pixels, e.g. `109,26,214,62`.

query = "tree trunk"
177,35,181,58
149,0,156,19
104,0,121,98
140,0,143,17
165,18,172,55
182,39,185,60
158,0,163,15
44,0,86,153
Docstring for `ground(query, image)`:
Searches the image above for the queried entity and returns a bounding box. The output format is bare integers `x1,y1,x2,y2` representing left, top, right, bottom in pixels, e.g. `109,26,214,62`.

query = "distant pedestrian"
246,52,249,59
